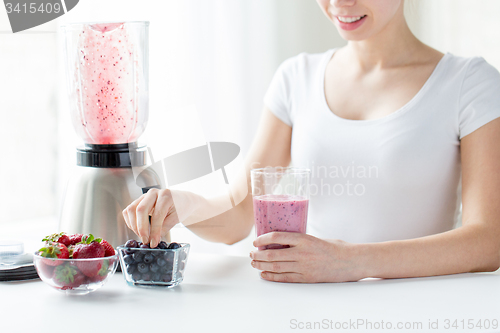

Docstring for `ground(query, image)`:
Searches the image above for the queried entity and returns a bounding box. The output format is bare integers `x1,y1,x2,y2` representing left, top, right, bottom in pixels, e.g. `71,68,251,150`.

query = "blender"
59,21,165,247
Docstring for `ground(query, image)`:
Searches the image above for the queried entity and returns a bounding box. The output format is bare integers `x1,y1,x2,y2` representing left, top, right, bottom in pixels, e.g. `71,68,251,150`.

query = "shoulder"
275,49,336,78
443,54,500,83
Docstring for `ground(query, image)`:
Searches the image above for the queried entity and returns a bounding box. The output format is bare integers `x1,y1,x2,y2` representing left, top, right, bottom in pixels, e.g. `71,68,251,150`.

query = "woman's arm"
123,107,292,247
251,118,500,282
182,107,293,244
362,117,500,278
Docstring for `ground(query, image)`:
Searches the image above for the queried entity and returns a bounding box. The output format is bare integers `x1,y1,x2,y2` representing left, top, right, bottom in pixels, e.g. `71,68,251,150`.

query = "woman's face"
316,0,403,41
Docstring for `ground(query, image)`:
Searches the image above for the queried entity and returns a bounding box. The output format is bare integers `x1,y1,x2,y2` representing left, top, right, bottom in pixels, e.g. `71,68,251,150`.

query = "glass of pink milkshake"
251,167,310,250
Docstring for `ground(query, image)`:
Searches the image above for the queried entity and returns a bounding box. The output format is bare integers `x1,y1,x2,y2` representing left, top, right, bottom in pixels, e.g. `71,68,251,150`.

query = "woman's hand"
122,188,179,248
250,232,367,283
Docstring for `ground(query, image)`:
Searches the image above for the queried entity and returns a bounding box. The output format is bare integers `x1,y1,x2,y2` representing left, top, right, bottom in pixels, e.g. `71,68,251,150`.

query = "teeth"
338,16,364,23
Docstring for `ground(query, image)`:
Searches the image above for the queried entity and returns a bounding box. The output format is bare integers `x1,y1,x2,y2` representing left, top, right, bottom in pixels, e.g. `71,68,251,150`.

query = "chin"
334,24,372,42
337,31,371,42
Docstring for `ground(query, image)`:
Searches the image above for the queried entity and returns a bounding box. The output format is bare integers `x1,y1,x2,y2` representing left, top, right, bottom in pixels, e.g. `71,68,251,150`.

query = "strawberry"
67,245,75,258
42,232,71,247
100,239,115,257
88,260,110,283
73,234,105,277
38,242,69,266
37,261,56,278
52,263,86,290
68,233,83,245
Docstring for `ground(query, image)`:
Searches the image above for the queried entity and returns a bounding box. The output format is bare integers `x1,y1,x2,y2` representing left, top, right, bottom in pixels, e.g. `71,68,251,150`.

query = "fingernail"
251,260,255,267
249,252,253,259
261,272,267,278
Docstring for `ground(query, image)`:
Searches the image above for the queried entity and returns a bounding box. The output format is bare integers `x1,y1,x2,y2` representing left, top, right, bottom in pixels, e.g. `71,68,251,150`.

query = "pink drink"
74,23,143,144
253,194,309,250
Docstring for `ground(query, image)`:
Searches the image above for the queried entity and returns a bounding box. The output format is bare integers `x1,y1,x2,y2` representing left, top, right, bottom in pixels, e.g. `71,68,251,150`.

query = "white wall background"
1,0,499,255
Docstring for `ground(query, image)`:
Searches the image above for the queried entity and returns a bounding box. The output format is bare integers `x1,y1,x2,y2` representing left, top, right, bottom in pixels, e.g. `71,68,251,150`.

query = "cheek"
316,0,330,14
371,0,402,25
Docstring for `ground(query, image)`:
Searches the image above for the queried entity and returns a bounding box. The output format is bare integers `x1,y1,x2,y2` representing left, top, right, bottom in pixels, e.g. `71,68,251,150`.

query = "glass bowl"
117,243,190,288
0,241,24,266
33,252,118,295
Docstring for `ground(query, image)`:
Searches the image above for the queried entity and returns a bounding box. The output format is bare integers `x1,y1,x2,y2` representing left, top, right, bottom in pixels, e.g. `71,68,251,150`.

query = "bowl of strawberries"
33,232,118,295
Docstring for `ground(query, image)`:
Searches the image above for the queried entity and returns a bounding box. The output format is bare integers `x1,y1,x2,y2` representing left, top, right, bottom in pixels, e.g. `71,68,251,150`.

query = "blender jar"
61,21,149,145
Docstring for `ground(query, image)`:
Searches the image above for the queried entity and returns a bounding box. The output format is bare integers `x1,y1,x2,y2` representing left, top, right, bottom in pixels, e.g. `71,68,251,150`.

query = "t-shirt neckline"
320,48,450,125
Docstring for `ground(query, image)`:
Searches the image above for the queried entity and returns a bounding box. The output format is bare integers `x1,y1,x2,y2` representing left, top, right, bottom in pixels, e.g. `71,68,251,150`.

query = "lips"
335,15,367,31
337,15,366,23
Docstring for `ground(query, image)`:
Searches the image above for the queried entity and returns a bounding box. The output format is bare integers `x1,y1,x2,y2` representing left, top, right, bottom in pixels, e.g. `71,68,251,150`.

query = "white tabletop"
1,253,499,333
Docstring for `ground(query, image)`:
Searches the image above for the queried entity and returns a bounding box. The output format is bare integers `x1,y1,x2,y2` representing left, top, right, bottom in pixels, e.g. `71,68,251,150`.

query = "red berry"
52,263,86,290
88,259,111,283
68,234,83,245
57,234,71,247
42,232,71,247
38,243,69,266
100,240,115,257
37,261,56,278
73,234,105,277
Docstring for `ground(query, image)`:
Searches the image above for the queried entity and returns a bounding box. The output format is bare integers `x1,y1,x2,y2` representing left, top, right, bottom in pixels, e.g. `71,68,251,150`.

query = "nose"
330,0,356,7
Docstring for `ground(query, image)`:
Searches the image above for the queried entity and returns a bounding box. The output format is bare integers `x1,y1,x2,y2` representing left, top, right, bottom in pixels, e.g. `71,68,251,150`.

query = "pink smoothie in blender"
65,22,148,144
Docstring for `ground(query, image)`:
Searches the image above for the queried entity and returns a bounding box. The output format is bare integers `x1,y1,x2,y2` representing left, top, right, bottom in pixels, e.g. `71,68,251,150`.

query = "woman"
123,0,500,283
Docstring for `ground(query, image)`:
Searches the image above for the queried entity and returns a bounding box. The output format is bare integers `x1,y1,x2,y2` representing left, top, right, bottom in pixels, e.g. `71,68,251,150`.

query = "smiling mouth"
337,15,367,23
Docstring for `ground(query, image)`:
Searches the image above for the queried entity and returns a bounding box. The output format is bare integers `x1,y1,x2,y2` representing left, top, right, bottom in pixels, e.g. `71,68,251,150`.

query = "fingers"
249,248,297,262
149,190,174,248
251,260,296,273
253,232,302,248
162,208,179,234
260,272,304,283
123,195,144,236
135,190,159,244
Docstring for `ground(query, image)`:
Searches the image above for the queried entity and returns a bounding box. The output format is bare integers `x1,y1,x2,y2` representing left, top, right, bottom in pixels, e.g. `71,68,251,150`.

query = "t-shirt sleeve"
458,57,500,139
263,57,296,127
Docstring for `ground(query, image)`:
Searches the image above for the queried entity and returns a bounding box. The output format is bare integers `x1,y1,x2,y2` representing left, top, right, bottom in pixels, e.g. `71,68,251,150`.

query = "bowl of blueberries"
117,240,190,288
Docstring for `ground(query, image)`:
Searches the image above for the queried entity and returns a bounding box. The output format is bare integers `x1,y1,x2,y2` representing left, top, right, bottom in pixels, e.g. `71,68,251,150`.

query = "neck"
346,6,422,70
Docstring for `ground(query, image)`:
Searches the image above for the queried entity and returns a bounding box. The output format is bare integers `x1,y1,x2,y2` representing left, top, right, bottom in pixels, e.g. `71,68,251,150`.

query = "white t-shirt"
264,48,500,243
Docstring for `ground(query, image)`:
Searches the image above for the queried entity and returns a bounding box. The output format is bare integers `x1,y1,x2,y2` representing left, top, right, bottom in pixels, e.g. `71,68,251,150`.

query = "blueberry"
126,264,136,274
151,273,161,281
132,251,144,263
168,242,181,249
137,262,149,274
125,239,138,248
161,272,172,282
156,258,167,267
140,244,150,249
132,271,142,281
143,253,154,264
179,251,187,261
123,254,134,265
149,263,159,273
163,251,174,263
160,264,171,273
141,273,151,281
158,241,168,249
124,249,134,255
178,261,185,271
